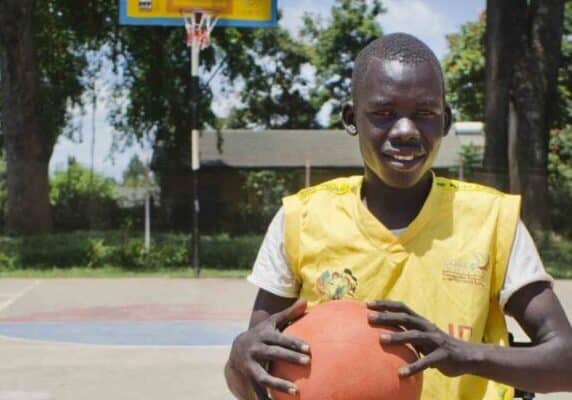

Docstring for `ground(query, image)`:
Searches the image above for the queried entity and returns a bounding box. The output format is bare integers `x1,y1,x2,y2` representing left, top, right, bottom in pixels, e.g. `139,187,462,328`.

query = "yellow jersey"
282,174,520,400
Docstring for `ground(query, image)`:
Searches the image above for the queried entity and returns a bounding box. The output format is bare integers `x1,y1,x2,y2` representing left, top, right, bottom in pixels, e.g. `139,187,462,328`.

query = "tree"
0,0,116,234
225,21,319,129
122,155,147,187
238,170,294,233
443,3,571,230
442,15,486,121
50,157,118,231
485,0,565,230
110,17,318,227
444,4,572,126
554,1,572,129
302,0,385,127
109,24,220,229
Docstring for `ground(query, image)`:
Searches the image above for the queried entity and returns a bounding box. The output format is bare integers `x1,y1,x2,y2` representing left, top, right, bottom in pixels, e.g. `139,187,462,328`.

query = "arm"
224,289,310,400
472,281,572,392
367,282,572,393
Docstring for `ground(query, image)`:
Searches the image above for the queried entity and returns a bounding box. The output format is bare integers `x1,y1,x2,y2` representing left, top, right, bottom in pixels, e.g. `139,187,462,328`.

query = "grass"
537,232,572,279
0,266,251,279
0,231,570,280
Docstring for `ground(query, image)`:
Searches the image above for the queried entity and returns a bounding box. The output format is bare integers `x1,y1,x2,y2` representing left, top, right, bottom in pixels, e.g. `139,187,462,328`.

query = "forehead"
357,58,444,104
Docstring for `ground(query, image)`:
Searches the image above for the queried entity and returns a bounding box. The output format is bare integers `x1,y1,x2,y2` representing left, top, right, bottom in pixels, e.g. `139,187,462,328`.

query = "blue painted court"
0,320,246,346
0,279,252,347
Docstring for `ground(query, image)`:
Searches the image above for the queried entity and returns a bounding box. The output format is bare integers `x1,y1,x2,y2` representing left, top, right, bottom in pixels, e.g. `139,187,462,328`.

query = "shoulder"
434,176,520,206
435,176,507,196
285,176,362,205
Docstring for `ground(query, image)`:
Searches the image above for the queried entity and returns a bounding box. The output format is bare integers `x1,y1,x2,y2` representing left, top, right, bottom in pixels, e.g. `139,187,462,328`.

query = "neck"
362,169,433,230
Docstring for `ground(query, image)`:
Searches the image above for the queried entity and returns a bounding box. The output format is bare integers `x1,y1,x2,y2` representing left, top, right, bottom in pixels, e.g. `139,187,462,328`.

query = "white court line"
0,280,41,314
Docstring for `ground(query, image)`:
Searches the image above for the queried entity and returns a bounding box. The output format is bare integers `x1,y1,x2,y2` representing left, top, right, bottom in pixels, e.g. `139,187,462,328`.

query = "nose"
388,117,421,143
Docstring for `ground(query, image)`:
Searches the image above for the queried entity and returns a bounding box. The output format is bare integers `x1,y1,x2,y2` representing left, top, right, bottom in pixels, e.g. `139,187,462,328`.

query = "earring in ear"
348,125,357,135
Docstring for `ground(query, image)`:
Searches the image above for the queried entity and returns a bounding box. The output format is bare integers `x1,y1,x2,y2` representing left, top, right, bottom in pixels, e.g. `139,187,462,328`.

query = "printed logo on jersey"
442,251,489,286
315,268,358,300
298,182,353,201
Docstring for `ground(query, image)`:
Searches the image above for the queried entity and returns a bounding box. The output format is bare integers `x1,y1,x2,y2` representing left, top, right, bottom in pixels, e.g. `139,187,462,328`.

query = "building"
185,123,484,233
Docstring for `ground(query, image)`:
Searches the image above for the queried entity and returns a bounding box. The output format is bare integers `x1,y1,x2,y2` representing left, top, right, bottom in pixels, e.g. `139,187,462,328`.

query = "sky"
49,0,485,181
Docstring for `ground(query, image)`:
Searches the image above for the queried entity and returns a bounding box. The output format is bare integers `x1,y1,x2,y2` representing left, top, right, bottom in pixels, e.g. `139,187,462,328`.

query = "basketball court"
0,278,254,400
0,1,564,399
0,278,570,399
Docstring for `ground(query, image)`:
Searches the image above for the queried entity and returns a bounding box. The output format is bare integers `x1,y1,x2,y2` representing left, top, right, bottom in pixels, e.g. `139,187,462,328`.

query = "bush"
238,170,295,234
0,231,263,271
548,126,572,236
201,234,263,269
50,158,120,231
536,232,572,278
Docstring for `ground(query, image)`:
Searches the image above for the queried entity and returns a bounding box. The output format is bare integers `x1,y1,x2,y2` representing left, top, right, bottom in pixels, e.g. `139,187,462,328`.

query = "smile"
392,154,416,161
382,152,426,170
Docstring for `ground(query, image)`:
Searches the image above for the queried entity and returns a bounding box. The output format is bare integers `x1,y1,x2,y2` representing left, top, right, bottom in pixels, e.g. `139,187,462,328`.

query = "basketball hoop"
120,0,277,279
183,11,218,50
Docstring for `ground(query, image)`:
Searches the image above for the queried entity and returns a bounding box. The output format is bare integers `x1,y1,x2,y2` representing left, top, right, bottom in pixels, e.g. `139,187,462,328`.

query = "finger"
265,330,311,353
250,362,298,396
273,299,307,329
252,344,311,365
368,311,432,331
367,300,417,316
380,330,436,348
252,381,271,400
398,350,447,378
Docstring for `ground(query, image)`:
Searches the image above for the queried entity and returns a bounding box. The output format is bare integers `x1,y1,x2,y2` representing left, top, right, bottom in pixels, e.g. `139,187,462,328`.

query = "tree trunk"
0,0,53,234
485,0,564,231
512,0,564,230
483,0,524,191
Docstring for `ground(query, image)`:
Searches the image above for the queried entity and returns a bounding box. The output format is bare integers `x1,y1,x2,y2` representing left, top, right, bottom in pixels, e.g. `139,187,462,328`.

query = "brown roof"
200,125,483,169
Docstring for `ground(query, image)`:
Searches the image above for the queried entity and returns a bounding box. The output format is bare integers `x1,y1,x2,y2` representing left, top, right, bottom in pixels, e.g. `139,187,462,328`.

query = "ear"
342,102,358,136
443,104,453,136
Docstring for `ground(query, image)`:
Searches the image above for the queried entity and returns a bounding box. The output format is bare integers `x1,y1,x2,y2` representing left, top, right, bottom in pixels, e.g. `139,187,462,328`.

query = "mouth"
381,150,427,171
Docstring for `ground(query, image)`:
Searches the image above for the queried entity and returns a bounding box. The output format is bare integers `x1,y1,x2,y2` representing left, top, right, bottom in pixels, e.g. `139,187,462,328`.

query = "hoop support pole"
184,10,218,277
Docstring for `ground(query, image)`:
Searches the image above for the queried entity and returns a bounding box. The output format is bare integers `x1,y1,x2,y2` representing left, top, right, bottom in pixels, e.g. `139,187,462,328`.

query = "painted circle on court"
0,304,247,346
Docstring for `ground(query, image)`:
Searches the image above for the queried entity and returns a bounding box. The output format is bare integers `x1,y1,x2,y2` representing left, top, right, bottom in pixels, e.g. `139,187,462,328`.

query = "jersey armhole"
492,194,521,300
283,195,302,282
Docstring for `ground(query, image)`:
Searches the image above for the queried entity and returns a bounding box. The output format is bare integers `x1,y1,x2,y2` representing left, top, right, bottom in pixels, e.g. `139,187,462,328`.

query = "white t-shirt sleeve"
499,220,554,312
247,207,300,298
247,211,553,309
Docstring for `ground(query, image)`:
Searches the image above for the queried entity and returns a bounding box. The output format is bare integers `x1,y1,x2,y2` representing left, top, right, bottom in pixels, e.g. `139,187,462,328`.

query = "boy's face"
344,58,451,189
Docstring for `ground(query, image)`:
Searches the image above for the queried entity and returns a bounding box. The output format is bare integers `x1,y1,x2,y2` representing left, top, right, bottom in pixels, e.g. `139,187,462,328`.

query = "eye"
415,110,435,117
373,110,394,117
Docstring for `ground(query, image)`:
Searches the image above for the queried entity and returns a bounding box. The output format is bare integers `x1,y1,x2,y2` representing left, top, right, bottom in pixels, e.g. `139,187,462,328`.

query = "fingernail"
398,367,410,376
301,344,310,352
289,387,298,395
300,355,310,364
380,333,391,343
367,300,376,306
368,312,377,320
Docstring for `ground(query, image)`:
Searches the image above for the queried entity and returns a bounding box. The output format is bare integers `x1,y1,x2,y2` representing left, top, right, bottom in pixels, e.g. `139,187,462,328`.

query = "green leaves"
302,0,385,127
548,126,572,235
50,157,118,230
442,5,571,126
442,15,486,121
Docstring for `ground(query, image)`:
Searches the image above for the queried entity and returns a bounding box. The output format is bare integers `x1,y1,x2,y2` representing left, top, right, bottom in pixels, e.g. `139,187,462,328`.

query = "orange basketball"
270,300,423,400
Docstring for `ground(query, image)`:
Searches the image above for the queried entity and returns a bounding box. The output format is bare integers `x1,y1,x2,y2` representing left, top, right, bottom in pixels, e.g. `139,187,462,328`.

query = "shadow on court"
0,278,570,400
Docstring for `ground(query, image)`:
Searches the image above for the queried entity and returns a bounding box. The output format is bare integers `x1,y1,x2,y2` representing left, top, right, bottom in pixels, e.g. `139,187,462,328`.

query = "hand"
367,300,477,378
227,300,311,399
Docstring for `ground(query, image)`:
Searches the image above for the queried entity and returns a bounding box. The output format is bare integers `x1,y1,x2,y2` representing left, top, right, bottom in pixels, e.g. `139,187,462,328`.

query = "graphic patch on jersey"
298,182,354,201
315,268,358,300
443,251,490,286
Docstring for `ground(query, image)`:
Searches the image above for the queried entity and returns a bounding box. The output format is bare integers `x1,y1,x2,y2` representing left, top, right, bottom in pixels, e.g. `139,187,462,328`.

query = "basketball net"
183,11,218,51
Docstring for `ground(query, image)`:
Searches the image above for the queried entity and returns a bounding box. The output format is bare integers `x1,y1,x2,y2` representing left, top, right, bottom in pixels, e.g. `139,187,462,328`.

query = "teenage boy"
225,33,572,400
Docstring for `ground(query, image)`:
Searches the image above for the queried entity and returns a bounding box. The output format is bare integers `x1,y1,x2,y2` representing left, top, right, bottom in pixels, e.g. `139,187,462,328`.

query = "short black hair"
352,33,445,101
